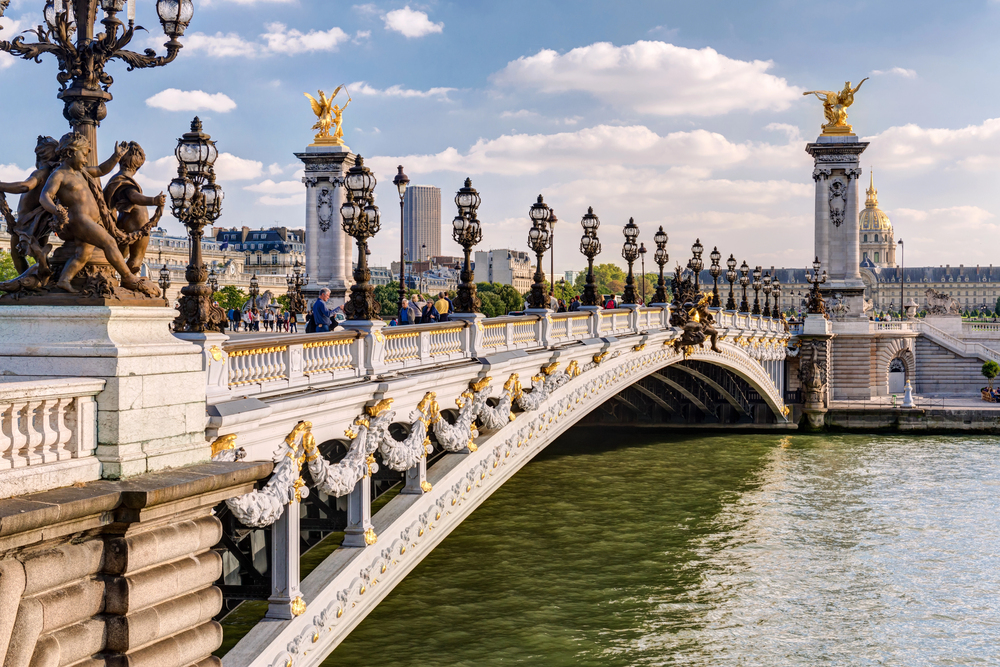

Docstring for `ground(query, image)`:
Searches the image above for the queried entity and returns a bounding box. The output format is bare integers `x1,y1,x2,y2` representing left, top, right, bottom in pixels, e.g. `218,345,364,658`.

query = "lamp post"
762,271,772,317
652,226,668,304
806,256,828,315
0,0,194,164
751,265,762,315
207,267,218,294
725,254,737,310
548,208,558,296
526,195,551,309
168,117,225,333
639,242,647,304
690,238,704,292
579,207,601,307
248,273,259,310
772,276,782,316
739,260,750,313
393,165,409,316
452,177,482,313
286,259,306,317
340,156,382,321
157,249,170,306
898,238,905,318
622,217,640,305
709,246,722,308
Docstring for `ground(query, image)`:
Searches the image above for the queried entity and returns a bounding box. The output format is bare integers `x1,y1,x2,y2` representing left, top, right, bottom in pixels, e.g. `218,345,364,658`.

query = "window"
863,234,868,242
874,252,879,263
875,234,879,242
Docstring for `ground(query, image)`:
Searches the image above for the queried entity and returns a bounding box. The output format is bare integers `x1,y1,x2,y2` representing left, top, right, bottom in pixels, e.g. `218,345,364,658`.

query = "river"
328,431,1000,666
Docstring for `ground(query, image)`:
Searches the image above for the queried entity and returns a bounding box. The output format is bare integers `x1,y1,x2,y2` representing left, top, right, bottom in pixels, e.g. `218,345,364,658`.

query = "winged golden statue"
304,86,351,146
803,78,868,136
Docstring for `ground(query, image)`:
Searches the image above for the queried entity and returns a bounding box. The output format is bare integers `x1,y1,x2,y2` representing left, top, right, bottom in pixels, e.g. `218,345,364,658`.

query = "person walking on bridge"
312,288,334,332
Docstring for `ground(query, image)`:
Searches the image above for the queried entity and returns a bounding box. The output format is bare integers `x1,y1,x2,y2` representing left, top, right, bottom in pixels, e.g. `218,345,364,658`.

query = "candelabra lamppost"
772,277,782,317
168,117,225,333
725,254,737,310
340,156,382,321
157,249,170,306
579,207,601,307
739,260,751,313
452,178,482,313
652,226,669,304
526,195,552,309
806,256,828,315
762,271,772,317
393,165,410,315
207,268,218,294
548,208,558,296
751,265,763,315
0,0,195,164
639,243,647,304
709,246,722,308
690,238,704,292
621,218,640,305
248,273,259,311
286,259,307,317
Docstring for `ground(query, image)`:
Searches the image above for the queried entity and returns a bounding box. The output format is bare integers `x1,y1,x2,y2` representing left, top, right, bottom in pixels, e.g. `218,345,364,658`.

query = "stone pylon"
806,135,869,319
295,144,357,307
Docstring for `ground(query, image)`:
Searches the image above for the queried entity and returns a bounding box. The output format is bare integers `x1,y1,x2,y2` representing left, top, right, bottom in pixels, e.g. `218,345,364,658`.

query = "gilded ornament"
290,596,307,617
366,399,393,417
291,476,307,503
470,376,492,393
803,78,867,136
632,343,646,352
593,351,608,364
304,86,351,146
420,481,433,492
210,433,237,458
373,329,386,343
209,345,223,361
363,528,378,545
541,362,560,376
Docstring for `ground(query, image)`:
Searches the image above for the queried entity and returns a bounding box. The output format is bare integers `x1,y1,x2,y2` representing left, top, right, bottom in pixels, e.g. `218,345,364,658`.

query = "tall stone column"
805,136,868,318
294,145,356,307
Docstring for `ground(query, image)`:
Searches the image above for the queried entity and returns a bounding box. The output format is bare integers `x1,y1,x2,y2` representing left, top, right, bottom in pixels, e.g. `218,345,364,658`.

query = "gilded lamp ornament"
305,85,350,146
803,78,868,136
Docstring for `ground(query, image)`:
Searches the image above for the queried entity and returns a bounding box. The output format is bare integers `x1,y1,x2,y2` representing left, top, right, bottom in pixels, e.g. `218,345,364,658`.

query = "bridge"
197,306,790,667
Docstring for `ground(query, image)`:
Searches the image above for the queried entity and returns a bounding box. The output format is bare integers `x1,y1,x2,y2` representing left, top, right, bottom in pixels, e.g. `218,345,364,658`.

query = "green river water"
326,431,1000,666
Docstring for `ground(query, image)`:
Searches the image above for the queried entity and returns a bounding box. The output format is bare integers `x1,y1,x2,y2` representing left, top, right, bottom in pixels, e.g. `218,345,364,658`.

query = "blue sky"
2,0,1000,272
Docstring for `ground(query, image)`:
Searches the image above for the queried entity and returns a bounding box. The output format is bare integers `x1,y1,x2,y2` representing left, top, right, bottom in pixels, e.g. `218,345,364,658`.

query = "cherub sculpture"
103,141,164,274
0,136,59,291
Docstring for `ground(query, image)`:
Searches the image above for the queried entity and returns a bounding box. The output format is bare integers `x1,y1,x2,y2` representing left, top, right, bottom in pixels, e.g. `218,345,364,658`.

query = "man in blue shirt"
312,288,334,332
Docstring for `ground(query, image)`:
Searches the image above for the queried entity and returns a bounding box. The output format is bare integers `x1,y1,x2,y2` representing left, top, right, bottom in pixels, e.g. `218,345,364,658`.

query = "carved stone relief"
828,177,847,227
317,187,333,233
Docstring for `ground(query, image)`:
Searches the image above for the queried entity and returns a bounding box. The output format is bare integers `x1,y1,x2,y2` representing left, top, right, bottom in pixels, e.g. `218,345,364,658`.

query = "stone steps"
915,337,987,394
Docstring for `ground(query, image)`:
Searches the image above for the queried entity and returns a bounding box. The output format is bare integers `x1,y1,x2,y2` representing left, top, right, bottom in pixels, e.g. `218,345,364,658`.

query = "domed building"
859,173,896,268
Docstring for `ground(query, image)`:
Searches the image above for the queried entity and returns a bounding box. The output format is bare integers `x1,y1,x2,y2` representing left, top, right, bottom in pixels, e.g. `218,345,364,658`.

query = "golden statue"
304,86,351,146
803,78,868,136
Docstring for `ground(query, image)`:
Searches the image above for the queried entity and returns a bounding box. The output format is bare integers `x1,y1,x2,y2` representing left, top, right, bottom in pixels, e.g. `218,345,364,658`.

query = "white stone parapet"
0,377,105,498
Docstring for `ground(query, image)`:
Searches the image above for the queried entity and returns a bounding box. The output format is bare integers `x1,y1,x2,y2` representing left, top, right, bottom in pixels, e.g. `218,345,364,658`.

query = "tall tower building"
859,173,896,268
403,185,441,263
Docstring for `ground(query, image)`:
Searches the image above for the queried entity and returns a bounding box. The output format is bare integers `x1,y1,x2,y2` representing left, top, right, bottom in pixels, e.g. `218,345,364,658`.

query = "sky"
2,0,1000,273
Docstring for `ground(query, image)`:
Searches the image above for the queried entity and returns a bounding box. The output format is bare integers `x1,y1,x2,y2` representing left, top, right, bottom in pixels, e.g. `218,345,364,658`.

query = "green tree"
573,263,626,300
479,291,506,318
983,361,999,390
216,285,247,311
275,293,291,311
374,281,402,321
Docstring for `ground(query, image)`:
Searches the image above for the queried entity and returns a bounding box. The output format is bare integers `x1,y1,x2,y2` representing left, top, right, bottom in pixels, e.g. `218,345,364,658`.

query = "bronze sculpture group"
670,267,721,354
0,132,162,302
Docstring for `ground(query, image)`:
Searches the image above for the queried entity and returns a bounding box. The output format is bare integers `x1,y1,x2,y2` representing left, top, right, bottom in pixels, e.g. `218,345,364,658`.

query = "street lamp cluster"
452,178,483,313
339,157,381,321
526,195,553,310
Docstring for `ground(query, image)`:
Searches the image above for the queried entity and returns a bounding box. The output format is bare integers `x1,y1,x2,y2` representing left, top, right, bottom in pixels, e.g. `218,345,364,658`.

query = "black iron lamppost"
725,254,737,310
0,0,194,164
762,271,772,317
898,238,905,318
157,249,170,306
340,156,381,321
453,177,482,313
652,226,668,304
393,165,409,316
207,267,218,294
739,260,751,313
709,246,722,307
806,256,828,315
639,243,647,304
168,117,225,333
527,195,552,309
772,276,782,316
579,207,601,307
751,265,763,315
622,217,640,305
690,238,704,292
286,259,306,316
248,273,259,310
547,208,558,296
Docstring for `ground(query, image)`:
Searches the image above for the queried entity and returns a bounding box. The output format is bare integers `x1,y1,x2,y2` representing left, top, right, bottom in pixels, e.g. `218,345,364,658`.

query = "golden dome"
859,172,892,233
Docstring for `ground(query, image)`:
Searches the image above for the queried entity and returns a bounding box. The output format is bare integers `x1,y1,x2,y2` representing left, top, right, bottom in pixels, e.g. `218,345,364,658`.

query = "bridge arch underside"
224,340,788,667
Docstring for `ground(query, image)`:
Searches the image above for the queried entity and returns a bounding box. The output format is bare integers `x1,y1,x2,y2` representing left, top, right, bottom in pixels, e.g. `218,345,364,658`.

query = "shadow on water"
326,427,782,667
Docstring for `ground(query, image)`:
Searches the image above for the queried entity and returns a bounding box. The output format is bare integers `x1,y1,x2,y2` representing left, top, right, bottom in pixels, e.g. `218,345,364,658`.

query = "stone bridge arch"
875,336,915,395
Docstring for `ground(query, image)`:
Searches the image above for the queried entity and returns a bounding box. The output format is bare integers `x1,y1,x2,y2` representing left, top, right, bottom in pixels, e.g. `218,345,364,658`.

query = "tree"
573,263,626,300
479,291,506,318
0,249,34,292
275,293,291,311
983,361,999,390
216,285,247,312
374,281,402,321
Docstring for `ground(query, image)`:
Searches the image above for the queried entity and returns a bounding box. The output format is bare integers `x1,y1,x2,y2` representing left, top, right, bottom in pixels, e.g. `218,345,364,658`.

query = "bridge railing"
0,377,105,498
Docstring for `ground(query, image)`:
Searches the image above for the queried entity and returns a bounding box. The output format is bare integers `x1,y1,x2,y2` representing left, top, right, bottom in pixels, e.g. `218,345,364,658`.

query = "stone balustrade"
0,377,105,498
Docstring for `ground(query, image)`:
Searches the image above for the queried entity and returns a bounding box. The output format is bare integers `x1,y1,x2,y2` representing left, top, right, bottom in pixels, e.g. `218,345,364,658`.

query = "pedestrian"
312,288,334,332
407,297,421,325
604,295,616,309
569,296,581,312
289,311,298,333
399,298,411,325
557,298,567,313
421,300,439,323
549,293,559,310
434,292,449,322
242,309,251,331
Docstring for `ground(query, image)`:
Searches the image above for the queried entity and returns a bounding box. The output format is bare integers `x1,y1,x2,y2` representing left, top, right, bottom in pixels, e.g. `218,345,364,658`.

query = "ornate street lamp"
652,226,669,304
762,271,772,317
169,117,225,333
725,254,737,310
286,259,306,316
638,243,647,304
622,217,640,305
248,273,259,313
751,265,763,315
579,206,601,307
739,260,751,313
452,177,482,313
526,195,551,309
393,165,409,316
690,238,704,292
207,267,218,294
772,276,782,316
340,156,381,321
709,246,722,308
806,256,828,315
548,208,558,296
0,0,194,164
157,249,170,306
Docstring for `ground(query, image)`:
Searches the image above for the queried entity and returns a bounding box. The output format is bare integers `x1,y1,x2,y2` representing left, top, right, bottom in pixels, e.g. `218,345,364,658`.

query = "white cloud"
132,153,263,196
349,80,455,99
492,40,802,117
383,6,443,38
353,3,379,15
871,67,917,78
0,16,26,68
145,88,237,113
215,153,264,180
0,163,31,181
864,117,1000,171
888,206,998,264
259,194,306,206
243,179,302,195
182,22,348,57
183,31,258,57
501,109,539,119
267,163,285,176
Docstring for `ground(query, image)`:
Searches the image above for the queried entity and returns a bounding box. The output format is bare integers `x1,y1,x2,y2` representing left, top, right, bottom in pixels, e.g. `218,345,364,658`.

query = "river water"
329,431,1000,666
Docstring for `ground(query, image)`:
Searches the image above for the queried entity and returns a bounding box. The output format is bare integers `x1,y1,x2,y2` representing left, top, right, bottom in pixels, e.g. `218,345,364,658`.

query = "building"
214,226,306,276
370,266,393,286
474,249,532,293
403,185,441,263
859,174,895,268
564,270,580,284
